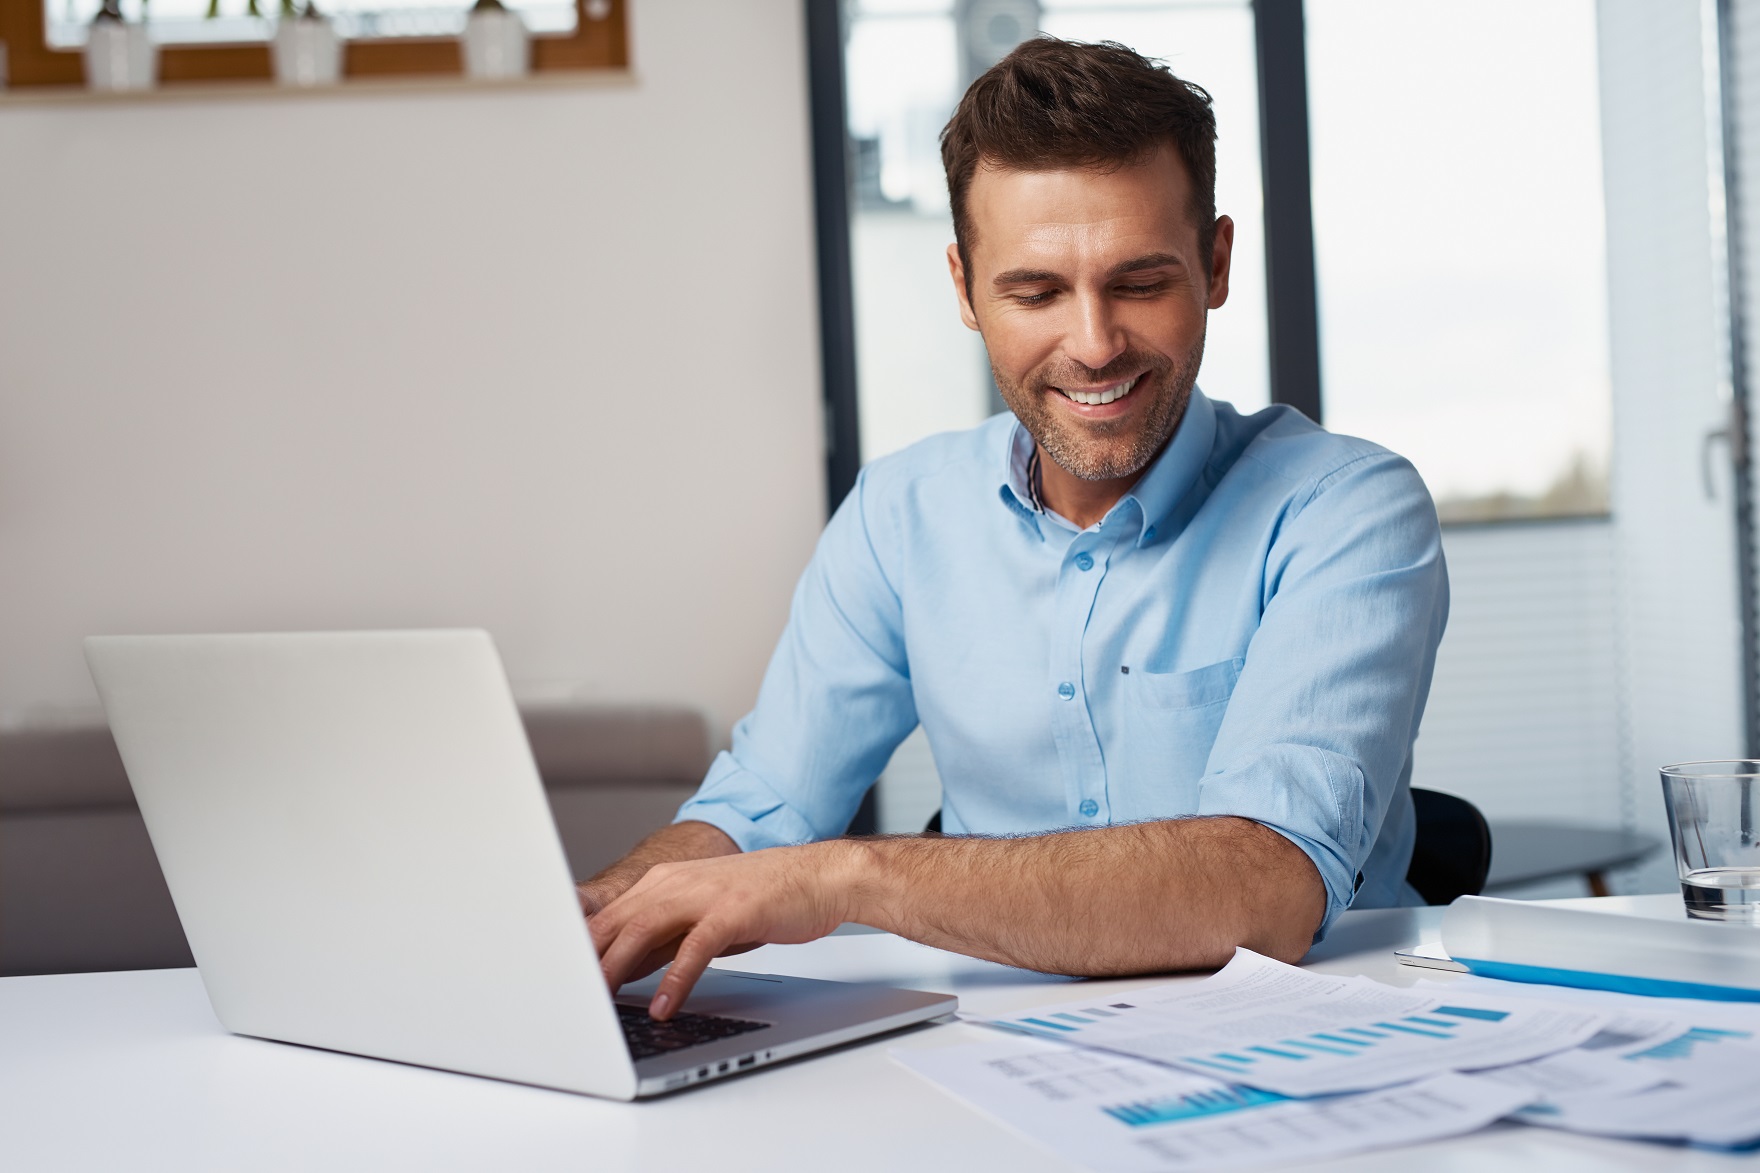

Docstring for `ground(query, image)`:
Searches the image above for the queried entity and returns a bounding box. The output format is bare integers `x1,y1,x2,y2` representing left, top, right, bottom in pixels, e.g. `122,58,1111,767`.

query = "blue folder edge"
1452,956,1760,1003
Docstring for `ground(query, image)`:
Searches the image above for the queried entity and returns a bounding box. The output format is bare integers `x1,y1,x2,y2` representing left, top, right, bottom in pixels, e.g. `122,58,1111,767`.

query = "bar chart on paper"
1102,1083,1288,1126
1631,1025,1752,1061
975,949,1611,1097
1175,1005,1514,1079
894,1036,1537,1172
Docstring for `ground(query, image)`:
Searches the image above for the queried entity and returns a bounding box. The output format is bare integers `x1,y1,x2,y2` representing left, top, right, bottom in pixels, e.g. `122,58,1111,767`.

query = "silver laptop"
84,629,955,1100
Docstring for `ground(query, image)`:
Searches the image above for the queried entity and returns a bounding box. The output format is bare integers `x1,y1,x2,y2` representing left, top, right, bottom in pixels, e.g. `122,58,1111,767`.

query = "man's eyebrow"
990,253,1187,288
991,267,1063,287
1108,252,1185,278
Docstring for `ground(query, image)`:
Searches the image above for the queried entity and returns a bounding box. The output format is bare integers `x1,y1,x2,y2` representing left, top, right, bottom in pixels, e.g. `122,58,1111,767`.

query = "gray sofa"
0,704,711,977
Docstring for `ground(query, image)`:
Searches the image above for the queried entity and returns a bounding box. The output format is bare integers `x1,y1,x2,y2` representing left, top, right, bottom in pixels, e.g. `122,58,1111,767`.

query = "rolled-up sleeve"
675,466,919,851
1195,451,1449,934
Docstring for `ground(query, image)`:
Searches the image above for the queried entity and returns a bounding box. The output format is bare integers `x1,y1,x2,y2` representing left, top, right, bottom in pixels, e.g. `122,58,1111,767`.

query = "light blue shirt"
677,391,1448,931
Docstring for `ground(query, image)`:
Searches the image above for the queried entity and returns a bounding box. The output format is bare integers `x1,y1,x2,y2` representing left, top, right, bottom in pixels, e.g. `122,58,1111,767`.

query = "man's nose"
1064,292,1127,373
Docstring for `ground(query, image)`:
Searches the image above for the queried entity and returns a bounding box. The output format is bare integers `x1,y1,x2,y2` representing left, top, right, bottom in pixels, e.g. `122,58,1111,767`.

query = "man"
584,37,1447,1021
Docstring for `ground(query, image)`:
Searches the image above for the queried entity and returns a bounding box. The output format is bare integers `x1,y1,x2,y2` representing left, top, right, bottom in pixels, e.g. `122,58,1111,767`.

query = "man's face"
948,144,1233,485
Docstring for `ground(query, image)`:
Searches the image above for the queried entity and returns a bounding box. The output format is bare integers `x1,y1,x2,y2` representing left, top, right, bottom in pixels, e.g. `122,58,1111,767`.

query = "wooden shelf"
0,0,626,90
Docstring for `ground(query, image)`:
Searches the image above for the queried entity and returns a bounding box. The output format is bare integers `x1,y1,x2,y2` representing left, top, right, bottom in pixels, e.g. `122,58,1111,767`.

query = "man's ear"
947,243,982,332
1207,215,1235,311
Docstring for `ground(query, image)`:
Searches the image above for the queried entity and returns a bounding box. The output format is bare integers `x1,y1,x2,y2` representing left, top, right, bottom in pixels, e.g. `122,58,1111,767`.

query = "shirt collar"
996,388,1218,545
999,422,1042,520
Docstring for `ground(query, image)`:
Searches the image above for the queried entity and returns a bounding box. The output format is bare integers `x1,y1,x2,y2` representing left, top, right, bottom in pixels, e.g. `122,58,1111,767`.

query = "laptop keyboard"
616,1002,770,1060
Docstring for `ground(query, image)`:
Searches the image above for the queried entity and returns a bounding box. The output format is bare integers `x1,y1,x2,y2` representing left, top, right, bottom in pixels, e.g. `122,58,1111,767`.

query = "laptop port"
697,1067,709,1078
737,1055,756,1068
717,1061,730,1073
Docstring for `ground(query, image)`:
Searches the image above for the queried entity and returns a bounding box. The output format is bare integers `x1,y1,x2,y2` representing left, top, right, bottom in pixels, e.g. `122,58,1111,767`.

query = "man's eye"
1119,282,1166,296
1014,290,1056,306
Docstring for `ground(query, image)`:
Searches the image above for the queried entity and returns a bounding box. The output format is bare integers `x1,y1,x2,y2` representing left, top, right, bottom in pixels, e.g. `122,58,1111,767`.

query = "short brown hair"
940,37,1218,286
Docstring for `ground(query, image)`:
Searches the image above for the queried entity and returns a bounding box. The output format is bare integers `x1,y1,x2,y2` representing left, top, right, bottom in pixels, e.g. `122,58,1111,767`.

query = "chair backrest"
924,790,1493,907
1404,787,1493,905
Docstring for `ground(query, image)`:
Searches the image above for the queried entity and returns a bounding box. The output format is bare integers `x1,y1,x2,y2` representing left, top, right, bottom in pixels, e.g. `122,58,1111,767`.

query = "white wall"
0,1,827,739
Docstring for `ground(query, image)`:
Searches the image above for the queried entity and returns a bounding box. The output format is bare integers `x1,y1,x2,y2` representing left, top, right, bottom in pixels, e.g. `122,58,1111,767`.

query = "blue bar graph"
1102,1084,1289,1127
1284,1039,1357,1056
1375,1020,1454,1039
1002,997,1526,1087
1433,1005,1509,1022
1172,1008,1520,1077
1019,1017,1077,1032
1185,1057,1250,1074
1633,1026,1751,1061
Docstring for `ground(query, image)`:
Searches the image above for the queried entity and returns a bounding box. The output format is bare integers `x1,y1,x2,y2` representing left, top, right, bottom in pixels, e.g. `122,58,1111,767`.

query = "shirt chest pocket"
1128,657,1244,710
1117,658,1244,814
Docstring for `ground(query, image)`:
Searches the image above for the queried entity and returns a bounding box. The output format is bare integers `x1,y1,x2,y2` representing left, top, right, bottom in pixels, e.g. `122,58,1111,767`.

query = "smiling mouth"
1055,374,1141,407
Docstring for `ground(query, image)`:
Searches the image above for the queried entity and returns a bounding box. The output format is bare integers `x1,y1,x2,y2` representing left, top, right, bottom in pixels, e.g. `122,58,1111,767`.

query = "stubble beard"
991,330,1207,483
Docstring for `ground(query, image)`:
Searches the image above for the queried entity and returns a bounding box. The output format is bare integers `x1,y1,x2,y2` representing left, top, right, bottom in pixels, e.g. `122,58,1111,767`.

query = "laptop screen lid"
85,629,638,1100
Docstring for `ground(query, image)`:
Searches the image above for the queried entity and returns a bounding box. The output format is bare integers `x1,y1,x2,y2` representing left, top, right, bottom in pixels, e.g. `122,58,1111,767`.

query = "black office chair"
921,786,1491,906
1404,787,1492,905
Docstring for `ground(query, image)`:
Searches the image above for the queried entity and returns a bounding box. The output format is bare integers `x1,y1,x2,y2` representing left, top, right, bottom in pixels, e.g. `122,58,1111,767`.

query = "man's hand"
589,842,856,1020
575,820,740,915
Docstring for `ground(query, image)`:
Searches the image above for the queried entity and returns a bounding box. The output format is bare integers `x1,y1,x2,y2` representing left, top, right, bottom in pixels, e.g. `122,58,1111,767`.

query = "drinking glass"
1660,760,1760,922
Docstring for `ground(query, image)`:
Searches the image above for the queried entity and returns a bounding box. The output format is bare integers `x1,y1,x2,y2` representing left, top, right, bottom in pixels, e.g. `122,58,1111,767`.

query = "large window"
1306,0,1612,523
3,0,623,86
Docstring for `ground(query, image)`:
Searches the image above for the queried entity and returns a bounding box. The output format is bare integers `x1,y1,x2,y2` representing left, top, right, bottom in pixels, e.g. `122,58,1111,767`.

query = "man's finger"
586,884,651,953
621,940,684,986
597,901,699,990
649,922,735,1020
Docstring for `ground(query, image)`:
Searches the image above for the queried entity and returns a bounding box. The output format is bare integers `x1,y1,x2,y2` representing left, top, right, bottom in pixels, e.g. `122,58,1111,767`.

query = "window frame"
0,0,625,87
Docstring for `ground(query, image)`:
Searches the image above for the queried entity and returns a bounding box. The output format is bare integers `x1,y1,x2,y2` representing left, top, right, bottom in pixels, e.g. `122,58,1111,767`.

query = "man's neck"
1036,449,1144,530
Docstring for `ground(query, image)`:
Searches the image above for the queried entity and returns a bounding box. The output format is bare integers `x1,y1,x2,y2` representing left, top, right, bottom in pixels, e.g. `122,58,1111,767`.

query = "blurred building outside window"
1306,0,1613,525
43,0,579,46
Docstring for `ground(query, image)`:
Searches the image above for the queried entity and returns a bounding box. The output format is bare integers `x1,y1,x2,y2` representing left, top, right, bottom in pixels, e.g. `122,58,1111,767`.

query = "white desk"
2,895,1749,1172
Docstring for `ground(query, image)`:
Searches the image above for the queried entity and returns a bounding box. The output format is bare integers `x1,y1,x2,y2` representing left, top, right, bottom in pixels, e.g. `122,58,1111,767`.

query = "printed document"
1423,975,1760,1147
1516,1066,1760,1149
894,1035,1534,1172
971,949,1608,1096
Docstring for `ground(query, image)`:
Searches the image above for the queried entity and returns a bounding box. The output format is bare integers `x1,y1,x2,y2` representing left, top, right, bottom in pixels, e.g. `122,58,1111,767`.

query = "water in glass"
1681,866,1760,922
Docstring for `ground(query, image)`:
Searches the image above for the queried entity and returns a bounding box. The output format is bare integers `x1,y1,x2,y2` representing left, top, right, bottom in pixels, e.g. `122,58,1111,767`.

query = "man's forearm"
840,817,1325,973
576,820,739,913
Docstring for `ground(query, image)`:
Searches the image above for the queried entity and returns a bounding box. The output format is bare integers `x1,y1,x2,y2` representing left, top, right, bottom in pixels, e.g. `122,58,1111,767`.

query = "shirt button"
1079,799,1099,817
1074,552,1094,571
1057,682,1076,700
1144,526,1157,542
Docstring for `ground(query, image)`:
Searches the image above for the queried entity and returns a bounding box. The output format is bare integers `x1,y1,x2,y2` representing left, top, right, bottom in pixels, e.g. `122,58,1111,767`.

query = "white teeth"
1064,376,1137,406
